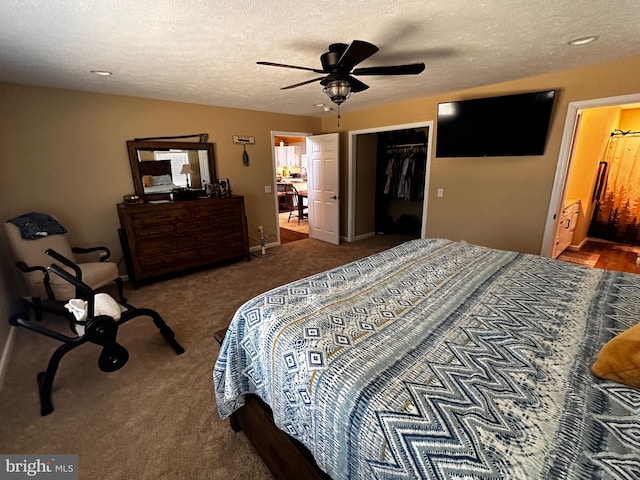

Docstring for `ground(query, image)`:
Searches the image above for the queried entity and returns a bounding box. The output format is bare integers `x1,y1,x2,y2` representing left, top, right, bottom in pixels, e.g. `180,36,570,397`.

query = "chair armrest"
71,246,111,262
16,261,48,275
16,261,56,300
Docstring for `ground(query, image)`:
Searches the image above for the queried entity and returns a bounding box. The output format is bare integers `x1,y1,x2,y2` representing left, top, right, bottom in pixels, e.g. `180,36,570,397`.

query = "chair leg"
114,277,127,304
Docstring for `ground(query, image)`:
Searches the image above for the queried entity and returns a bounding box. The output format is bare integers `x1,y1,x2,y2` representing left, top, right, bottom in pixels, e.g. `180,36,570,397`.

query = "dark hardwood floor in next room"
558,240,640,274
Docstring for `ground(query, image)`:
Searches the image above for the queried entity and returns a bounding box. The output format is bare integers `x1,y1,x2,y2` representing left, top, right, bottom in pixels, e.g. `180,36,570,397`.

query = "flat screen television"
436,90,556,157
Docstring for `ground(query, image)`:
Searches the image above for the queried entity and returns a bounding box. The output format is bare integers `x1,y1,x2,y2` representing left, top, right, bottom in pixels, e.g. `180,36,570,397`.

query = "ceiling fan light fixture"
323,79,351,105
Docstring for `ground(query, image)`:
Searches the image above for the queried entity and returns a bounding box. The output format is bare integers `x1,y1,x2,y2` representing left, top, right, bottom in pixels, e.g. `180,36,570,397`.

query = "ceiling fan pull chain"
337,104,341,127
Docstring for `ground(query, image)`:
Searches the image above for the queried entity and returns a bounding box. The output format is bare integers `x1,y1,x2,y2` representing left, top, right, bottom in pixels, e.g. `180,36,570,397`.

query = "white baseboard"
352,232,376,242
249,241,279,253
0,326,16,396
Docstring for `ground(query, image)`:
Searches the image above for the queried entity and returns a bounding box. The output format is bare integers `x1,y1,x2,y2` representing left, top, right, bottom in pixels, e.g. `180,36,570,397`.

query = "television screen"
436,90,556,157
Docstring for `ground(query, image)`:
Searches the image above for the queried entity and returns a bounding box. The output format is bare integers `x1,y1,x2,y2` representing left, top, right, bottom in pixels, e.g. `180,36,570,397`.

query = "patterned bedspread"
214,239,640,479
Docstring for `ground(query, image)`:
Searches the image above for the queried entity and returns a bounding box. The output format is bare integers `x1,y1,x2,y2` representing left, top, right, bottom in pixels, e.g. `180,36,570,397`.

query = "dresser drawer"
131,207,191,226
135,223,176,240
192,200,240,219
177,218,212,235
139,249,198,273
137,235,196,257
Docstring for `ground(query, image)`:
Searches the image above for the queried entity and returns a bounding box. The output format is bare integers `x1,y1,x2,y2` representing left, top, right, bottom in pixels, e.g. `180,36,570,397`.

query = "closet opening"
375,129,428,237
348,121,433,242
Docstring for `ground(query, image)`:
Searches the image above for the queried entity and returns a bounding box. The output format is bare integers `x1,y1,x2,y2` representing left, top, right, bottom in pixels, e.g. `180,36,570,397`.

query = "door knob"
330,195,340,200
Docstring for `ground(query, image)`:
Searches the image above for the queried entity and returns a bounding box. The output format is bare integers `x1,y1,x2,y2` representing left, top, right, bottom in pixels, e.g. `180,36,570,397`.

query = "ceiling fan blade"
281,77,326,90
352,63,426,76
336,40,379,70
347,76,370,93
257,61,325,74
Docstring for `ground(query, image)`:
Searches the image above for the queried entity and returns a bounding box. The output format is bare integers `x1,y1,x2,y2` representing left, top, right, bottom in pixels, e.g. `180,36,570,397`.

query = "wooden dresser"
117,196,249,286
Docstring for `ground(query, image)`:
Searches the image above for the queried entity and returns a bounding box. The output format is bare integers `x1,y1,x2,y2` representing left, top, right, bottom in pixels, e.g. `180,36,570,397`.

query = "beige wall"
354,134,378,236
322,55,640,254
619,108,640,130
0,84,320,348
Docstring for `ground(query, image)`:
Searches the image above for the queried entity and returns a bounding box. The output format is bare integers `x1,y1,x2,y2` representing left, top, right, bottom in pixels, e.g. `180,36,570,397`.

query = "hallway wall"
565,107,620,246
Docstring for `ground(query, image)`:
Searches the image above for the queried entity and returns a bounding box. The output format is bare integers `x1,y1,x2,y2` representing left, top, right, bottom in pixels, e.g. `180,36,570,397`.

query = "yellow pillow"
591,322,640,388
143,175,153,187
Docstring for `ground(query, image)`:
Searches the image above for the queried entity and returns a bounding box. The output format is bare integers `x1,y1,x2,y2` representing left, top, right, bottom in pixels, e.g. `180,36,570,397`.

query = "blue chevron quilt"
214,239,640,479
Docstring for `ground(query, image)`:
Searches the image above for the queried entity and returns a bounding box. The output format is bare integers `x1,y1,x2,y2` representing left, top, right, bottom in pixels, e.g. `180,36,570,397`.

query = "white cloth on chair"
64,293,122,336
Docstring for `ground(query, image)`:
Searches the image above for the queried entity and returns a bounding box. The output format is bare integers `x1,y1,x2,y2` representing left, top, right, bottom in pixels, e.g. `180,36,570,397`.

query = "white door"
307,133,340,244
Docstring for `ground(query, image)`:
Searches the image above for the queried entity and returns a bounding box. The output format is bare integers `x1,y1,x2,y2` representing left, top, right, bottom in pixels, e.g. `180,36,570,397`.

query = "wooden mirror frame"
126,140,216,201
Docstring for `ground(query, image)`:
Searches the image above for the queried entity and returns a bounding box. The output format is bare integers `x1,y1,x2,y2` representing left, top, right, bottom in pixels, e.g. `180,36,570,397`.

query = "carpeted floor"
0,234,414,480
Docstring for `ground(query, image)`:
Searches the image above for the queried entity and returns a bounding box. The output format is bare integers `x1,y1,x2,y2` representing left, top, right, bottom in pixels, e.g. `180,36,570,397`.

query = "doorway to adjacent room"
272,131,311,243
542,92,640,265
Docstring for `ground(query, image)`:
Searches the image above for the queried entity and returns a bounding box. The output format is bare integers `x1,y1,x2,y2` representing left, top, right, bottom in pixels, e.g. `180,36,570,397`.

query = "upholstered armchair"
4,214,125,304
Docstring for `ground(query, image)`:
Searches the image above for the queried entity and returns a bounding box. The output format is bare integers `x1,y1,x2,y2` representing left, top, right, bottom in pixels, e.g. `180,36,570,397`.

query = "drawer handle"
162,244,172,248
156,215,170,219
148,231,162,235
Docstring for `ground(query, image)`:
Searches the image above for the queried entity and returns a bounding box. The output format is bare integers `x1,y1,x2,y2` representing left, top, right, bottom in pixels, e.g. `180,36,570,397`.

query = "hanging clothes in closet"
381,145,427,201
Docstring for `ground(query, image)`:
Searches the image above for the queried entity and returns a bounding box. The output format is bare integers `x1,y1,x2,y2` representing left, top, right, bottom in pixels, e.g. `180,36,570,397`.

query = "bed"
139,159,178,193
213,238,640,479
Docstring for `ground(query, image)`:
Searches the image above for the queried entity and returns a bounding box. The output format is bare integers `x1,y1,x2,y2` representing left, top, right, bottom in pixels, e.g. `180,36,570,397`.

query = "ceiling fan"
257,40,426,108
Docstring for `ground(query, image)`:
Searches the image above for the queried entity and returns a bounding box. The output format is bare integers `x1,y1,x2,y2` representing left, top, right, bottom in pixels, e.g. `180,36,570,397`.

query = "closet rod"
611,129,640,137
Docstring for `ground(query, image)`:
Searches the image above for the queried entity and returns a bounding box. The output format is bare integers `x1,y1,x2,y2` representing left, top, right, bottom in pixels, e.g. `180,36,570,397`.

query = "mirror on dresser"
126,140,216,200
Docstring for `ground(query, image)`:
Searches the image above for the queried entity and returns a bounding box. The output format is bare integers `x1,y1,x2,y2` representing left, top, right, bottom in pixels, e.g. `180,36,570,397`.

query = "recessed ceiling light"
568,35,598,46
314,103,325,107
90,69,113,76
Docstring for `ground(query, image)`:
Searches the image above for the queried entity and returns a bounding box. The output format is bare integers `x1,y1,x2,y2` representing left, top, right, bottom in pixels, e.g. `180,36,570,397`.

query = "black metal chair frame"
8,248,185,416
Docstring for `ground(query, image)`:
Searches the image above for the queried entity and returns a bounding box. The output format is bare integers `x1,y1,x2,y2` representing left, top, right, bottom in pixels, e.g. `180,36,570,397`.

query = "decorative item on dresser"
117,196,250,288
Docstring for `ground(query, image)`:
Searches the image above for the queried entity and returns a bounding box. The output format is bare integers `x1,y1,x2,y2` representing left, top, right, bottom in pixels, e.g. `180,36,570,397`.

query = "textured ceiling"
1,1,639,117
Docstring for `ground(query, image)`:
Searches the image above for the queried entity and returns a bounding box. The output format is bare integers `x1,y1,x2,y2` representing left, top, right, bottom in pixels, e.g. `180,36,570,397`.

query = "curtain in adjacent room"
588,131,640,245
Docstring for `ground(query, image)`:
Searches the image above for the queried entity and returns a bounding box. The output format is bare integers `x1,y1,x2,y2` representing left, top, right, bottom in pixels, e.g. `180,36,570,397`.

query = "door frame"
347,121,434,242
540,92,640,257
271,130,313,245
